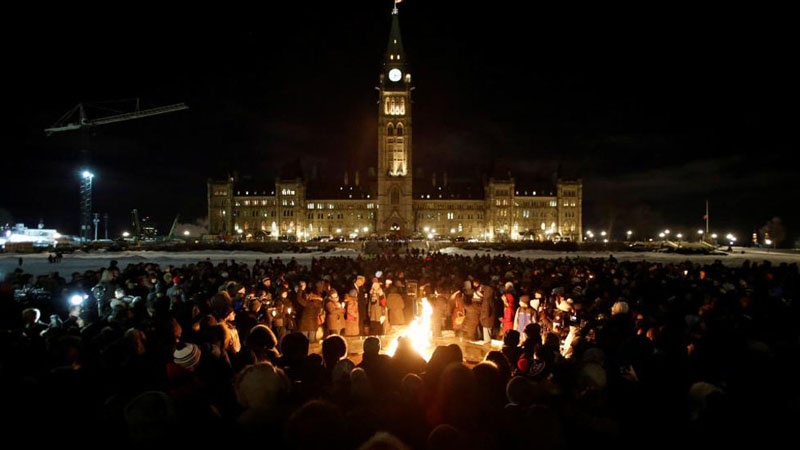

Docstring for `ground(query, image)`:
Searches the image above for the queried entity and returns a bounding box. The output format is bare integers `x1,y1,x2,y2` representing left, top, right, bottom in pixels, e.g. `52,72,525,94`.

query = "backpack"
516,306,533,332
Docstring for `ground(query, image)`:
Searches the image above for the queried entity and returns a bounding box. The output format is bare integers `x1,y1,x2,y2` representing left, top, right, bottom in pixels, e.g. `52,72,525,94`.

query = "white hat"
611,301,629,315
173,343,201,370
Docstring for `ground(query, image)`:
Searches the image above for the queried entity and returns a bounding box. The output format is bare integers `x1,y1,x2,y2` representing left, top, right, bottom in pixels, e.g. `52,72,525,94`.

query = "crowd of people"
0,250,797,448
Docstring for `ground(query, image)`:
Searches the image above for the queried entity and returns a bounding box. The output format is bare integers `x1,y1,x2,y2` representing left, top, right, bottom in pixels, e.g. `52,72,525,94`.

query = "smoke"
173,218,208,238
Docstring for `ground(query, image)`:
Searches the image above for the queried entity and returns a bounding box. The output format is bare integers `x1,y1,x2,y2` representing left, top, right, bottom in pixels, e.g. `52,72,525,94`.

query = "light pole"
626,230,633,242
93,213,100,241
80,170,94,243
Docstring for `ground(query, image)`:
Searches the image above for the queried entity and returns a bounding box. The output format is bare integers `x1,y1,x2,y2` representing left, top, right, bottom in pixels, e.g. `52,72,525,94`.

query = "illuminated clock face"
388,68,402,82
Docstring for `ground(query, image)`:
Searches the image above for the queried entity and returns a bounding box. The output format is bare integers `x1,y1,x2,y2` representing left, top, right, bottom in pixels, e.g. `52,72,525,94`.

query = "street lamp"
626,230,633,241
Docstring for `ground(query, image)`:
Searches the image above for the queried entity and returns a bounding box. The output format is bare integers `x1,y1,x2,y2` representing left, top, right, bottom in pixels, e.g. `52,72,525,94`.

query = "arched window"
397,124,403,136
387,124,394,136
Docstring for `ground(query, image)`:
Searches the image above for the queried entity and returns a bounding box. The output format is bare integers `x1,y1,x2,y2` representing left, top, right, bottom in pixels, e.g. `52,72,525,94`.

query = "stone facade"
208,7,582,243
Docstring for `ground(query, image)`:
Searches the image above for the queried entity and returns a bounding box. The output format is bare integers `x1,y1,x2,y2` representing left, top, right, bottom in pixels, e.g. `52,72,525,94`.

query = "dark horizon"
4,3,797,244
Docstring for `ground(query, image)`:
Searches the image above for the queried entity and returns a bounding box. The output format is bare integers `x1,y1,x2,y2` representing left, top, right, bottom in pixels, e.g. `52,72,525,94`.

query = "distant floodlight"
81,170,94,179
183,230,190,236
122,231,130,238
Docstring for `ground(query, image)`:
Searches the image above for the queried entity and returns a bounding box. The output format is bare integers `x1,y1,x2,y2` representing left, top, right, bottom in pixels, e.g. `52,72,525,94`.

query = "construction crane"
167,214,180,241
45,99,189,242
45,99,189,135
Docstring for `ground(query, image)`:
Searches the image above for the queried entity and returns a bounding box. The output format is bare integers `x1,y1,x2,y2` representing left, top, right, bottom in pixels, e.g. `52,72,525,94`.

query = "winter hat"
246,324,278,355
506,375,537,407
611,300,629,315
172,276,181,285
518,357,548,380
211,292,233,318
173,343,201,371
235,362,289,408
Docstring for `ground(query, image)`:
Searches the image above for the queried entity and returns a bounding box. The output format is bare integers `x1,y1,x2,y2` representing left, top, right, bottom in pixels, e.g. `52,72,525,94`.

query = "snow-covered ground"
2,246,799,279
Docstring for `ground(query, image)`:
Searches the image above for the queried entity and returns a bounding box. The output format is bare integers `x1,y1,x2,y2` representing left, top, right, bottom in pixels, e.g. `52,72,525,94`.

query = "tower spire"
377,1,413,237
385,1,406,73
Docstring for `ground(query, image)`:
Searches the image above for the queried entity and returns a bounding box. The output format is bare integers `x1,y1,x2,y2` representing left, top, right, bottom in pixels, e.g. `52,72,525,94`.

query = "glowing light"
81,170,94,179
122,231,130,238
69,294,85,306
384,297,434,360
183,230,190,236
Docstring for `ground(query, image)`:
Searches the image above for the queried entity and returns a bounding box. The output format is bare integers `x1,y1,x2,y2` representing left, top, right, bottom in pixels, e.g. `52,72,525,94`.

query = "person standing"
353,275,370,335
324,289,346,337
368,278,387,336
500,281,517,338
430,286,450,338
298,280,324,344
385,280,405,332
474,278,496,344
272,287,294,342
343,289,360,337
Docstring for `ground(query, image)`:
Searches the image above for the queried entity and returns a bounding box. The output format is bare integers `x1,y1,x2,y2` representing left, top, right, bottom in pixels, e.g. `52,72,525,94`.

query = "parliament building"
208,6,582,243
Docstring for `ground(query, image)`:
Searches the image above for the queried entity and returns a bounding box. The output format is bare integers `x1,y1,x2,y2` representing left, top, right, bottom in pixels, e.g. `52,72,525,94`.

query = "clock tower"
377,3,413,237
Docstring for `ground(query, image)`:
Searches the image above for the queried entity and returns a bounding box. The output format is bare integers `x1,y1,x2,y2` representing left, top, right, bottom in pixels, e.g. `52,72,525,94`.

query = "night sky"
5,2,797,244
